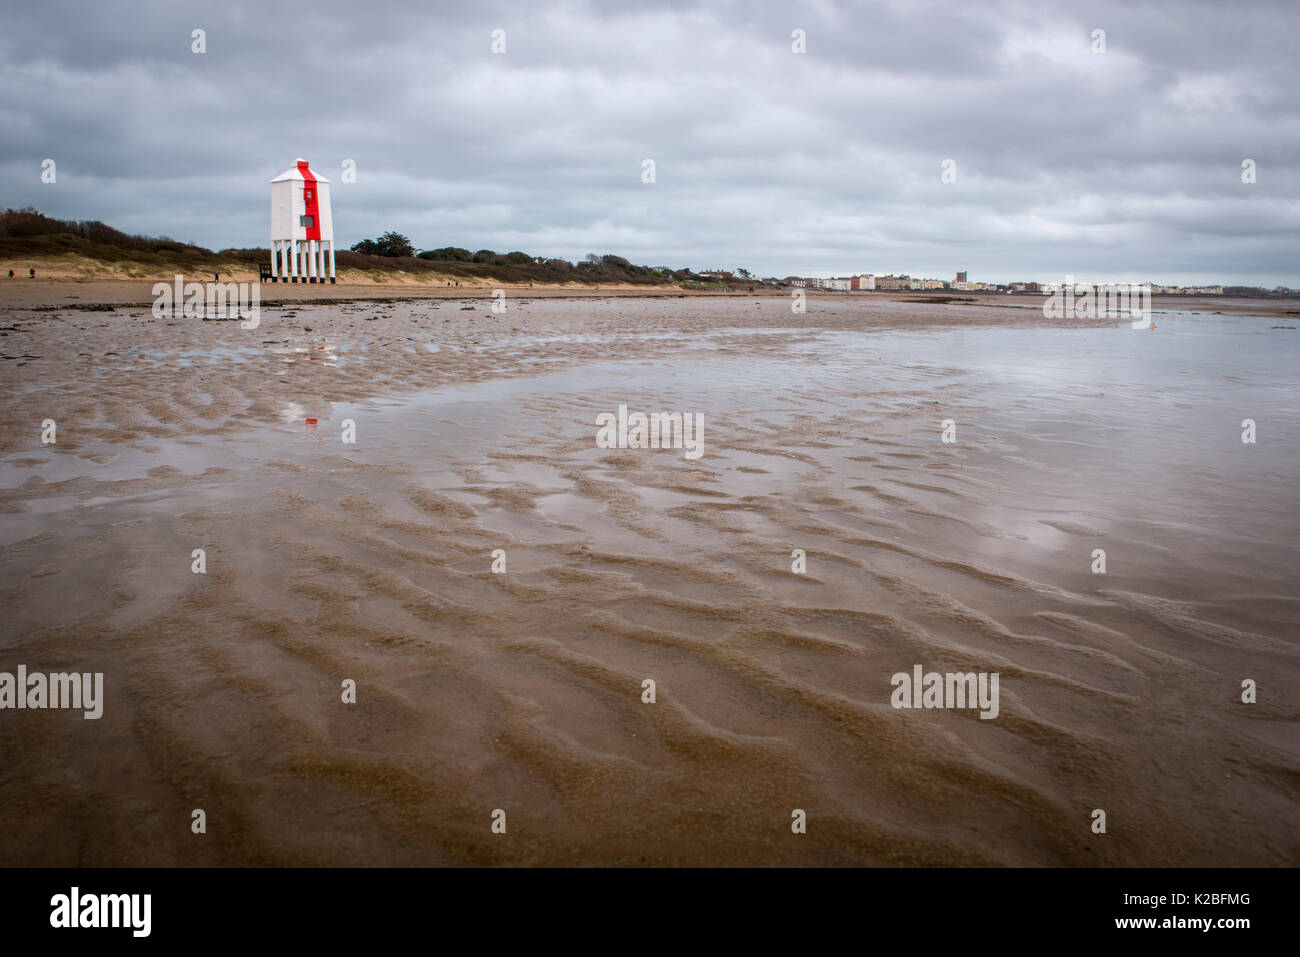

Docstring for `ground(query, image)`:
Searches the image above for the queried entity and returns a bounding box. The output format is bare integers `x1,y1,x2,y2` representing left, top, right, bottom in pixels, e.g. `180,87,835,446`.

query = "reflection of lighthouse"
269,159,335,283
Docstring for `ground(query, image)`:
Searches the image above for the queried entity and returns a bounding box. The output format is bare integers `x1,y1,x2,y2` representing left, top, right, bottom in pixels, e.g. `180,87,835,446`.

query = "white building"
269,159,335,283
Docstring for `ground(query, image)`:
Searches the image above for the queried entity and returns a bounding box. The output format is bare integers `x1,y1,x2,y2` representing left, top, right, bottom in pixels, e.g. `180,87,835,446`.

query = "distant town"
699,269,1293,297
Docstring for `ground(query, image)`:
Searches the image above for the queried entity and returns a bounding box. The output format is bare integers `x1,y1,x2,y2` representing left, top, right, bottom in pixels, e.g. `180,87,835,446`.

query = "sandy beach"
1,286,1297,866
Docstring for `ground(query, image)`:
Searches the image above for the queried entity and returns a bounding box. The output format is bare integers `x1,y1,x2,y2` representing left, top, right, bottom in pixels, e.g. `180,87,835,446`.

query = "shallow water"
1,298,1296,866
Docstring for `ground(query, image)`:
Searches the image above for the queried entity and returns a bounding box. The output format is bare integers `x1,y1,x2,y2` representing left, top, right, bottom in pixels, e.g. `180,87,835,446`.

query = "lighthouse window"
304,190,313,200
299,215,314,227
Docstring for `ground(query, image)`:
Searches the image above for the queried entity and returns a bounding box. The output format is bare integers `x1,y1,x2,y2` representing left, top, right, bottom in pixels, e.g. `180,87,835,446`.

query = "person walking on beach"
7,270,12,279
29,268,35,278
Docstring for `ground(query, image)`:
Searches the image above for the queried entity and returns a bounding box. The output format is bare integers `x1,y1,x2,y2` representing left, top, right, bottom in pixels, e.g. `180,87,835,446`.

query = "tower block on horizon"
269,159,335,283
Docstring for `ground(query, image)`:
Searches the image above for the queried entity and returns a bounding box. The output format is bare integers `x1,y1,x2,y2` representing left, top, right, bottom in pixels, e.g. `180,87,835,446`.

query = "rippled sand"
1,292,1297,866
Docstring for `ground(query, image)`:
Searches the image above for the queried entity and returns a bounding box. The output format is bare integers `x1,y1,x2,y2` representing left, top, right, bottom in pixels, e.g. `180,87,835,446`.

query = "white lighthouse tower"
269,159,335,283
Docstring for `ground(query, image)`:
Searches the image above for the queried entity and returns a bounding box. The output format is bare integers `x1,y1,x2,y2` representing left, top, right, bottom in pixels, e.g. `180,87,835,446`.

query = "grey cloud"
1,0,1296,284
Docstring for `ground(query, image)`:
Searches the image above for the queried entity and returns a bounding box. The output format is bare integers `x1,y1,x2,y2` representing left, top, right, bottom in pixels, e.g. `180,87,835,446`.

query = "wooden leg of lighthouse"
291,240,299,283
270,242,278,282
306,241,315,283
329,242,336,283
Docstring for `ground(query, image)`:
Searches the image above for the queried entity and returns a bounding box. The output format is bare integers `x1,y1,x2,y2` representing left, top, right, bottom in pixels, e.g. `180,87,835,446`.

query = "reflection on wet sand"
0,295,1297,865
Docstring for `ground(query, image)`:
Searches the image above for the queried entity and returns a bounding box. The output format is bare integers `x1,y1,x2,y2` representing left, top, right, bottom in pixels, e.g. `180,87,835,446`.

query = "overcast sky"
2,0,1296,285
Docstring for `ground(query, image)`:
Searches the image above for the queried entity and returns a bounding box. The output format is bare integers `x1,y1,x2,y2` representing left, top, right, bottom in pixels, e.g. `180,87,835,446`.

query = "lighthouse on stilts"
269,159,335,283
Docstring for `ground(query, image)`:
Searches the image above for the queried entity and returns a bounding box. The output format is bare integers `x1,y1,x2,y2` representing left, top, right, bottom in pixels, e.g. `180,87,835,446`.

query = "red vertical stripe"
298,160,321,241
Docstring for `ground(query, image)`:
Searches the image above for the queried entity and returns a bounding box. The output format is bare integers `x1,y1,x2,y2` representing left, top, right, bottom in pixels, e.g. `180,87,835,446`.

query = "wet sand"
1,291,1297,866
0,278,736,308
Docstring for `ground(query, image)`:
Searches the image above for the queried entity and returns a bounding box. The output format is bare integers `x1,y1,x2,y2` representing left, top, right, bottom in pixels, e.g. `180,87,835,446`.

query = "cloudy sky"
2,0,1296,285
